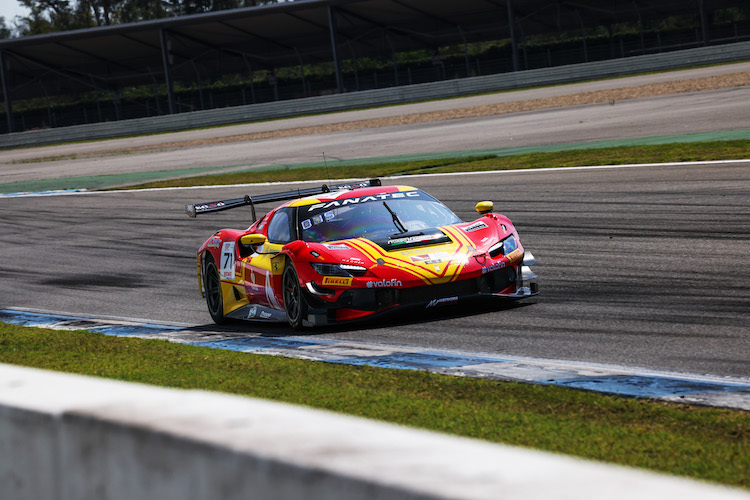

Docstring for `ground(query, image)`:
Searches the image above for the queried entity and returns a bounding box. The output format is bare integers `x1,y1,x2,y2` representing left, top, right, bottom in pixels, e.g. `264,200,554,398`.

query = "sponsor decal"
265,270,283,310
323,243,349,250
220,242,235,280
482,261,506,274
506,248,522,261
304,211,335,231
462,221,488,233
410,252,449,265
388,233,441,247
318,181,370,193
426,296,459,308
366,278,402,288
196,201,225,211
248,306,273,320
307,190,420,212
322,276,353,287
310,251,321,258
207,235,222,248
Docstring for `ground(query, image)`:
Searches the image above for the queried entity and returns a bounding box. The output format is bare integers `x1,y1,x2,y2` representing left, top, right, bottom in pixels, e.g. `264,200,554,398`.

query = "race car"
186,179,538,328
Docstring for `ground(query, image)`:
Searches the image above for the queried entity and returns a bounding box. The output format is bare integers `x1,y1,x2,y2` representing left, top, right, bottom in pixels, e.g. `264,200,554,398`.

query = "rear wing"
185,178,381,221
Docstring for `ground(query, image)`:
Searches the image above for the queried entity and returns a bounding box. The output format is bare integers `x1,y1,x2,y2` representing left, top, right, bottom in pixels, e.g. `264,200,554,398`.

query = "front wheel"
282,263,308,329
204,254,226,324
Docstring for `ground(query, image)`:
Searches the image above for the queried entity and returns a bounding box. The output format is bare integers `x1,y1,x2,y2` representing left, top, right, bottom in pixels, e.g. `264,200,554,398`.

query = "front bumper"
305,251,539,325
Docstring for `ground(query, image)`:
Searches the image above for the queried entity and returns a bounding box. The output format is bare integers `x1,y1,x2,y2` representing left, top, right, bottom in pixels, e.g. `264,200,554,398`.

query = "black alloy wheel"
282,263,307,329
204,254,226,324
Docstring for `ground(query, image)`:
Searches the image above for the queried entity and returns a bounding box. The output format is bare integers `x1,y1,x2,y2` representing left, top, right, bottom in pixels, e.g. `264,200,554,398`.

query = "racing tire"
204,254,227,325
282,262,308,329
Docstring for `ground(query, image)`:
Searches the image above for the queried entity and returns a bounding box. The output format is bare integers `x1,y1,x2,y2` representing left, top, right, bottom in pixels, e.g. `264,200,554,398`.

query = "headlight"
489,235,517,258
311,263,367,277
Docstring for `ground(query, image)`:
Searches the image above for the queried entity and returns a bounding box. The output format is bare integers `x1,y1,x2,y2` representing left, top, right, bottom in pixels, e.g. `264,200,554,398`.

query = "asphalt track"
1,64,749,382
1,163,749,379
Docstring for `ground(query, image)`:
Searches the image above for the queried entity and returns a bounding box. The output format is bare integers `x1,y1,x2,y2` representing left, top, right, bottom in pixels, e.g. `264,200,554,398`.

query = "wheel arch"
198,248,220,298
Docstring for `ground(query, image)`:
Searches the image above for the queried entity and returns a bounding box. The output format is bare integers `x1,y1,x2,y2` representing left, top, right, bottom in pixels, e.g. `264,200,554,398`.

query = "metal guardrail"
2,41,750,150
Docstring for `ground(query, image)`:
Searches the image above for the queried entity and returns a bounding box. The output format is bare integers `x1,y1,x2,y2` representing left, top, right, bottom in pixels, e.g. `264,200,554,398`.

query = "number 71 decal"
221,242,235,280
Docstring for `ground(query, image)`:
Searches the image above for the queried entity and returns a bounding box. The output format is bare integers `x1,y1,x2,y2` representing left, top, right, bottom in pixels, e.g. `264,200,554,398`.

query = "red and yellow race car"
186,179,538,328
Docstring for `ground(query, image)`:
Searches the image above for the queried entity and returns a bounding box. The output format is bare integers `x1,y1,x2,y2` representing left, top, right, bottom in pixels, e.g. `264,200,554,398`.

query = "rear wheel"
282,263,308,329
204,254,226,324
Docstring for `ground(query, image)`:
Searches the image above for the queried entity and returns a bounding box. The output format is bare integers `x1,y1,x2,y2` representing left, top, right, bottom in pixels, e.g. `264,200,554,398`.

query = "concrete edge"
2,307,750,411
2,363,749,500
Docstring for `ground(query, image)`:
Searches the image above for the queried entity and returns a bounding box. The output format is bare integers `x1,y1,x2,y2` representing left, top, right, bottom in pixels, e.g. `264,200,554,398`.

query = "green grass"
120,139,750,190
1,322,748,489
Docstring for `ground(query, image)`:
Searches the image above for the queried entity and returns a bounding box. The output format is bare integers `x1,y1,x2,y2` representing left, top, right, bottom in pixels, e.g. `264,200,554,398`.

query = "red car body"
188,180,538,328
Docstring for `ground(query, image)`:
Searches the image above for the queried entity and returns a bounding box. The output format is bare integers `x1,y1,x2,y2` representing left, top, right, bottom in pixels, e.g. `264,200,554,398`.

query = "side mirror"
239,233,267,257
240,233,267,246
475,201,493,215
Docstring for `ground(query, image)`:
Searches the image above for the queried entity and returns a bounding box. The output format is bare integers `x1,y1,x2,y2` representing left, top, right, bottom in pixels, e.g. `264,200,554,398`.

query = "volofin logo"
366,278,403,288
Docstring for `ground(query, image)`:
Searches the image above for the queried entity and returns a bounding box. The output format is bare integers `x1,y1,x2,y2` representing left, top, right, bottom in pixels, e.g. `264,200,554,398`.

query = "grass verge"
119,139,750,190
1,322,748,489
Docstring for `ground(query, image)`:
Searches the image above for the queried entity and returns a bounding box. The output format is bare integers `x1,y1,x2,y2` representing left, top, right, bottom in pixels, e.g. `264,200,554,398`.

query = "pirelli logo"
322,276,353,287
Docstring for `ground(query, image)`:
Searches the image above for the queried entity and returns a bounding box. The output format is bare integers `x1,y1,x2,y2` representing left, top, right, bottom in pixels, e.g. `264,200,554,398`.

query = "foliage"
10,0,280,35
0,16,11,38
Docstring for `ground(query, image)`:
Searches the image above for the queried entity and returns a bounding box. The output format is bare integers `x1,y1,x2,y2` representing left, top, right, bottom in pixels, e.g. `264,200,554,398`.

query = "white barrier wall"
1,363,749,500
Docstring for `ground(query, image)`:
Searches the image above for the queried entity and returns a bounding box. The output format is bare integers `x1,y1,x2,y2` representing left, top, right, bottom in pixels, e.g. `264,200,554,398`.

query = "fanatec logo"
308,191,419,212
366,278,402,288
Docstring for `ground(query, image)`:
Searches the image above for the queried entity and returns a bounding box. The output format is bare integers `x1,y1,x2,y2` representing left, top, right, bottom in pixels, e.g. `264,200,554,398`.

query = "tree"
14,0,284,36
0,17,13,39
119,0,170,23
76,0,115,26
17,0,76,35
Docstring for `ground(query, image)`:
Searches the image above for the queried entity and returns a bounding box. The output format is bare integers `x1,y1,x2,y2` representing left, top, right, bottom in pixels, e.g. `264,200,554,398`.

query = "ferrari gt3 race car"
186,179,538,328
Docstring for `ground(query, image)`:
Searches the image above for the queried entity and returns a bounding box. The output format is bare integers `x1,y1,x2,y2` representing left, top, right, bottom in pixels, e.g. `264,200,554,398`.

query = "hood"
299,218,516,287
345,225,481,285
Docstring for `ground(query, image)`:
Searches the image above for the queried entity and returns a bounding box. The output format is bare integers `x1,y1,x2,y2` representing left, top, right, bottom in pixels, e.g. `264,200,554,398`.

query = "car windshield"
299,190,462,243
